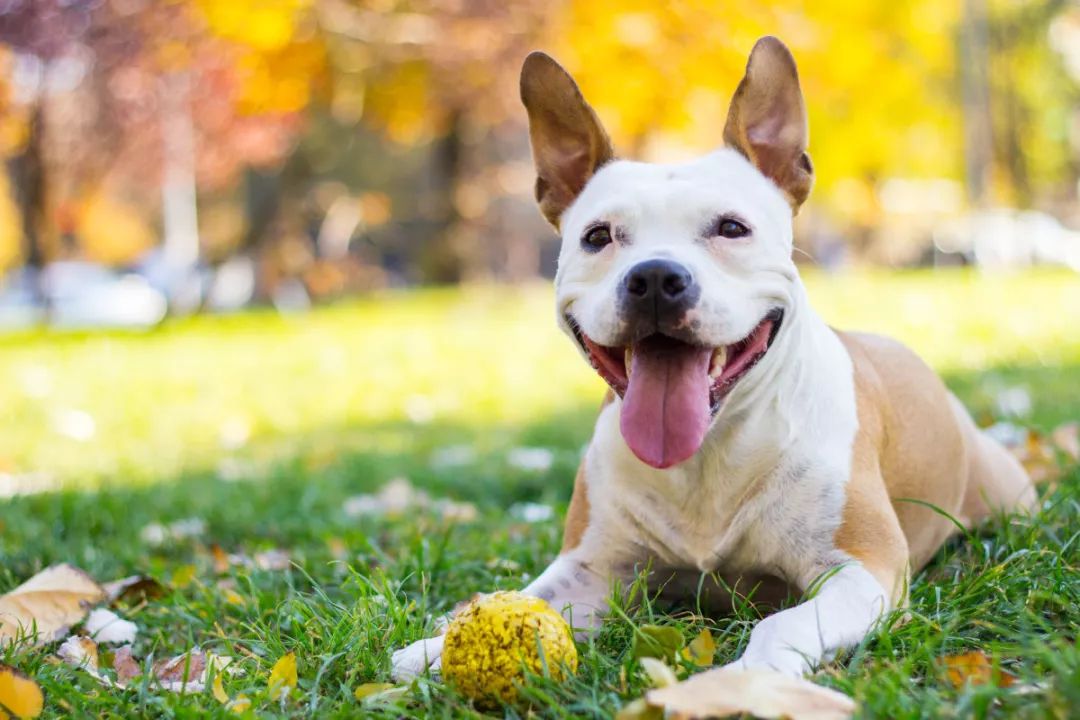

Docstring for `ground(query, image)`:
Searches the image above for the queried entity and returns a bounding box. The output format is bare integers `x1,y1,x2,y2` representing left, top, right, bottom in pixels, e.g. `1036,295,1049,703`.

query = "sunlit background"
0,0,1079,491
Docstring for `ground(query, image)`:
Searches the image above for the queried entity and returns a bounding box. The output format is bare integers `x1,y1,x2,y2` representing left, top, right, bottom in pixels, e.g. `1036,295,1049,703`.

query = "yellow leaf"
171,565,197,589
646,667,856,720
942,651,1017,689
212,674,230,704
615,697,664,720
267,652,297,700
353,682,395,701
227,695,251,713
223,590,246,607
0,565,105,647
680,628,716,668
0,663,44,719
639,658,677,689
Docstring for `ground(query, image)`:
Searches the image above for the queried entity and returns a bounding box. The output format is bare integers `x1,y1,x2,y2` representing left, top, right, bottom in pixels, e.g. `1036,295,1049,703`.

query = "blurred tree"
317,0,553,282
0,0,328,296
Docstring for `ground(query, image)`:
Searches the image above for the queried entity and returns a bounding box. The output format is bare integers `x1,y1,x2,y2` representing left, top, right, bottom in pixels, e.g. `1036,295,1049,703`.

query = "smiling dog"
392,36,1037,679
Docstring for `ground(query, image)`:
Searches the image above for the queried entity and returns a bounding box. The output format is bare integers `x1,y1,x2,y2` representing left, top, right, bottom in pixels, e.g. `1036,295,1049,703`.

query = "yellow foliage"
0,172,21,273
196,0,313,52
363,61,436,145
77,192,155,266
193,0,327,115
550,0,964,209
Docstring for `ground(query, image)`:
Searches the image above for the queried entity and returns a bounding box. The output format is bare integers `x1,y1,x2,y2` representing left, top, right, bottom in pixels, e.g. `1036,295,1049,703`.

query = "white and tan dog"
393,36,1036,680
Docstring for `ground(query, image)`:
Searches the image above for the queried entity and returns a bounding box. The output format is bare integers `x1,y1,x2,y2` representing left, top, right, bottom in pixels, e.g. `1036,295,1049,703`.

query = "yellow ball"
441,591,578,707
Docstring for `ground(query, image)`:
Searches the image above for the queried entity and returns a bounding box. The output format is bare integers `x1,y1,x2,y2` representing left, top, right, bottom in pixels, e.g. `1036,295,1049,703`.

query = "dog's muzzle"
617,259,700,340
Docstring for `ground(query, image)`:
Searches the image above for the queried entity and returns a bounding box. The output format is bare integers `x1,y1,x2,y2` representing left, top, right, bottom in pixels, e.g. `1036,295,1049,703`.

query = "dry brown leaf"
942,651,1017,688
646,667,856,720
57,636,100,673
102,575,168,606
153,650,208,691
112,646,142,685
0,565,105,647
210,545,232,575
0,663,44,719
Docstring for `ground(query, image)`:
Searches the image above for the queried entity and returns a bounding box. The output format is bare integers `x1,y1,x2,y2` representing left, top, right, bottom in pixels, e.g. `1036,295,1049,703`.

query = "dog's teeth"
624,348,633,378
710,347,727,378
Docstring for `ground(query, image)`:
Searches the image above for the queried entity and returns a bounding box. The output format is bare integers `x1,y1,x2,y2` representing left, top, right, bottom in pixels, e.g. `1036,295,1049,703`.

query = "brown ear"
520,52,614,229
723,37,813,211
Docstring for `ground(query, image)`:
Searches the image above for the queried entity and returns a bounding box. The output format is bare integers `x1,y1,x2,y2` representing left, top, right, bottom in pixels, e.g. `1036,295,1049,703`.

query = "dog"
392,36,1037,680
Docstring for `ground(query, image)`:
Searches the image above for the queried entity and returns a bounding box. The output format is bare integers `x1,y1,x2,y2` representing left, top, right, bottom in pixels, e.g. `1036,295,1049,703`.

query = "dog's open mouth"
569,309,783,469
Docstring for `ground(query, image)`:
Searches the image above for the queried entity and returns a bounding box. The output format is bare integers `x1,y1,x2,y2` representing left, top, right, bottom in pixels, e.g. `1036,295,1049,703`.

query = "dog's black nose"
619,259,699,329
623,259,694,301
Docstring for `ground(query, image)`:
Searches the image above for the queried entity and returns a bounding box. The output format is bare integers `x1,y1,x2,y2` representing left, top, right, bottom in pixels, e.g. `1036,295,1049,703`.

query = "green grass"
0,268,1078,718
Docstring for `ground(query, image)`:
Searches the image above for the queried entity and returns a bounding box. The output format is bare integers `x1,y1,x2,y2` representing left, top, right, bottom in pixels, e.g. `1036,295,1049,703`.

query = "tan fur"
722,37,813,211
562,333,1036,601
520,52,614,229
834,331,1036,596
561,391,614,553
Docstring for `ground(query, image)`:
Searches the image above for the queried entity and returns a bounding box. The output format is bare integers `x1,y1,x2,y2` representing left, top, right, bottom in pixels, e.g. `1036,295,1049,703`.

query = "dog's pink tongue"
620,339,713,469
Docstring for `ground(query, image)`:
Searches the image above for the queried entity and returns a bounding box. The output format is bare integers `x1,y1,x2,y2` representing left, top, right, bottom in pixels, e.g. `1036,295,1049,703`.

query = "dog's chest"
589,404,852,578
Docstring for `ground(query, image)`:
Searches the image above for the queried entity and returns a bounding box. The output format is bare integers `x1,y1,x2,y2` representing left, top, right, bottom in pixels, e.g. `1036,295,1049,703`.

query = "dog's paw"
390,635,445,681
722,647,810,678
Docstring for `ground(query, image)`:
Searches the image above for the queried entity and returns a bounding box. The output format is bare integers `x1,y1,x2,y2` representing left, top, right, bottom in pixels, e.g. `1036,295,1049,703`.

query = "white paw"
390,635,445,681
725,616,814,677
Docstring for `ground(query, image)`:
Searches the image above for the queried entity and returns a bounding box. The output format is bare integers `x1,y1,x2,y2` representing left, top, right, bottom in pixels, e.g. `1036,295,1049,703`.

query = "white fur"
390,145,894,680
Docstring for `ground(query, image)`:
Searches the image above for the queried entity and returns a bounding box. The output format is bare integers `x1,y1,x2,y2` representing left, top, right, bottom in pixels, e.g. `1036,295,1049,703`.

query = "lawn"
0,268,1078,718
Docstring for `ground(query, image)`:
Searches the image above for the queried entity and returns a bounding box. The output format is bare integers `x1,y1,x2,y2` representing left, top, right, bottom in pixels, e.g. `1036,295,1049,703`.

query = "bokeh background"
0,0,1078,493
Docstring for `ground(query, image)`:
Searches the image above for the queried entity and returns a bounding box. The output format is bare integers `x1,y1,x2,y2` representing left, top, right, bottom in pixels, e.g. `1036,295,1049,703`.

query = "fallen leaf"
223,589,246,607
154,650,208,692
210,545,231,574
83,609,137,645
1051,422,1079,461
942,651,1017,688
254,549,291,572
632,625,684,662
1007,429,1062,484
353,682,398,701
680,628,716,668
615,698,664,720
57,636,100,672
0,663,44,719
170,565,197,589
102,575,167,605
139,517,206,547
267,652,297,700
639,658,678,688
326,537,348,560
342,477,476,522
0,565,106,647
227,695,251,713
112,646,142,685
646,667,856,720
212,674,230,704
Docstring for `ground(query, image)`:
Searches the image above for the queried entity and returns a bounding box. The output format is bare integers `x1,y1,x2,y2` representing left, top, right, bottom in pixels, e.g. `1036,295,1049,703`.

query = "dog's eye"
582,224,613,251
716,218,750,239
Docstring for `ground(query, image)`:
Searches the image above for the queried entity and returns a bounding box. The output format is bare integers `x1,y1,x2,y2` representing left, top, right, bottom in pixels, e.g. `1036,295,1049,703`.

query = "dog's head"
521,37,812,470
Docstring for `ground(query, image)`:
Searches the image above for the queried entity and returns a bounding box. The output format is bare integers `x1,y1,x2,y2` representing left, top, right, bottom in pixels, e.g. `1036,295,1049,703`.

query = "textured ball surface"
442,591,578,706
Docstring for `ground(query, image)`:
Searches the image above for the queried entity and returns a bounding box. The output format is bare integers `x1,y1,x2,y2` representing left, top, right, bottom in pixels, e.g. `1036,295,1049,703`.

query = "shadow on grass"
1,359,1075,591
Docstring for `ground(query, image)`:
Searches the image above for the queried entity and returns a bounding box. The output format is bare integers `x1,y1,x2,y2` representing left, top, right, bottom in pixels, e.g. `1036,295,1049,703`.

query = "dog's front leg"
724,563,892,676
390,547,624,680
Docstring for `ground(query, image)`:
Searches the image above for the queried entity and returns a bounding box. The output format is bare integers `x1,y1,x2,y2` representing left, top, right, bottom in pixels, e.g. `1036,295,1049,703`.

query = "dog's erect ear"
723,37,813,211
520,52,614,229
